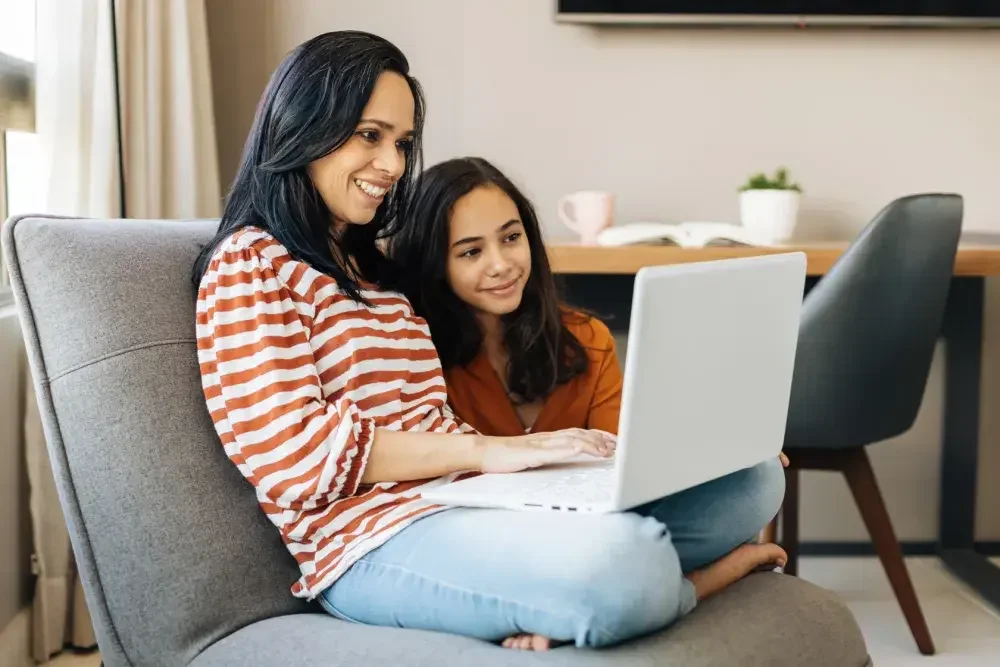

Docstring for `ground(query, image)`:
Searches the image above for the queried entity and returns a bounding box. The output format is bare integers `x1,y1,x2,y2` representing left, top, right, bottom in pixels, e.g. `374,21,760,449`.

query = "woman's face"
445,185,532,317
307,71,415,227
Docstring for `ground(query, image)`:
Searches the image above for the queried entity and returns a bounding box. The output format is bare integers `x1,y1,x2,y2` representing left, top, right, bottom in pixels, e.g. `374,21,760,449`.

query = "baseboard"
0,607,32,667
799,541,1000,557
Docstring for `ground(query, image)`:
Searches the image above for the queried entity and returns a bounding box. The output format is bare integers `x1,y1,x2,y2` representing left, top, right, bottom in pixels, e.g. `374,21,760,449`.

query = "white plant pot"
739,190,800,243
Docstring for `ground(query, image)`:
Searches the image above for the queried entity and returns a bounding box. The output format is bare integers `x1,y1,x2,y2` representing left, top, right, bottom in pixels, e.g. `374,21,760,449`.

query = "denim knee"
559,514,696,647
731,456,785,540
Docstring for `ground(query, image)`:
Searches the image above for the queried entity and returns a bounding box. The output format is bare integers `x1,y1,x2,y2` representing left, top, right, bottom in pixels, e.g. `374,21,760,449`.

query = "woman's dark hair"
192,31,425,301
389,157,589,403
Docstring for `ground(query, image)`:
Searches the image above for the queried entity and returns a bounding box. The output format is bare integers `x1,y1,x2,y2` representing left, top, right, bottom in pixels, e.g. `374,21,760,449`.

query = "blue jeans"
318,457,784,648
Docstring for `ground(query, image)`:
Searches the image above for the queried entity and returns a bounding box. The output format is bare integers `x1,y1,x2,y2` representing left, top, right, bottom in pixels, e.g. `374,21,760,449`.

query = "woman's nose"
372,142,405,178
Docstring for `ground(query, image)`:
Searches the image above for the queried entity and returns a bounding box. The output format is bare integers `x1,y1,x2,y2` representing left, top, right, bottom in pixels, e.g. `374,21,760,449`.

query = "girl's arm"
587,326,625,435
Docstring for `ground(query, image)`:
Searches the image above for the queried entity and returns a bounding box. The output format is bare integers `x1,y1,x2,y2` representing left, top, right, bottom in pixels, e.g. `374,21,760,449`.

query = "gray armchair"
778,193,964,657
1,215,870,666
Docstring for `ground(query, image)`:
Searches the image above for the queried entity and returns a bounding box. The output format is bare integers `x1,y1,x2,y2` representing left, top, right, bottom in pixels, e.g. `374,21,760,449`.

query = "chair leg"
782,467,800,576
842,449,935,656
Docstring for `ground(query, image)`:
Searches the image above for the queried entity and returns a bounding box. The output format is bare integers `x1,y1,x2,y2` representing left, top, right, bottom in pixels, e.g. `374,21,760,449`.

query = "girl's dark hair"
389,157,589,403
192,31,425,301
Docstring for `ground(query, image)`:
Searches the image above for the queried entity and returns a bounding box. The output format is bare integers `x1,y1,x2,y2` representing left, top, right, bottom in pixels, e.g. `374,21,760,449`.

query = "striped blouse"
195,227,471,599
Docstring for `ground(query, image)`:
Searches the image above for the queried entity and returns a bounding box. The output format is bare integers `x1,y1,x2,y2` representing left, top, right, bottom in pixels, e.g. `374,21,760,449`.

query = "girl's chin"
479,296,524,317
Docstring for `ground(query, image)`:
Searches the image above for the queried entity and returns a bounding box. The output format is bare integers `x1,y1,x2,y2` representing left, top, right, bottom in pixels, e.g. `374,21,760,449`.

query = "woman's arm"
587,327,625,434
363,423,617,482
362,429,484,483
198,246,381,510
199,246,612,504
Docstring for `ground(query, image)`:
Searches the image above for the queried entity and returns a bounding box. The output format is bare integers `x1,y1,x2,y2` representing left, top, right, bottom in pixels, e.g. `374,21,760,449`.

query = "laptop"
421,252,807,514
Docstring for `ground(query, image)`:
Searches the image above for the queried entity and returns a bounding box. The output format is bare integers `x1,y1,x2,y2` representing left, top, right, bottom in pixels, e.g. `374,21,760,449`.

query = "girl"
194,33,784,654
390,157,788,650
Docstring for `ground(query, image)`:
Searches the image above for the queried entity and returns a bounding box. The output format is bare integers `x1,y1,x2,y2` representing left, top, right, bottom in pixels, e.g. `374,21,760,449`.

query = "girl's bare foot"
686,542,787,601
501,634,561,651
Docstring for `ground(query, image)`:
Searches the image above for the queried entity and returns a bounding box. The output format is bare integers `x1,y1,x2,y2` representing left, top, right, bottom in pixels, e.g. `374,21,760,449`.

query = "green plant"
738,167,802,193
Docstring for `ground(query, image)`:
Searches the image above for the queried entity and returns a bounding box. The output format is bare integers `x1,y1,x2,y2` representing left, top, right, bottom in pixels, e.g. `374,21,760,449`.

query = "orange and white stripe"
196,227,472,599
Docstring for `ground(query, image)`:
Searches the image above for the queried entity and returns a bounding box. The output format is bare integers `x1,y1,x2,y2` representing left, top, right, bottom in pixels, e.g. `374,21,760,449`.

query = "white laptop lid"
614,252,806,510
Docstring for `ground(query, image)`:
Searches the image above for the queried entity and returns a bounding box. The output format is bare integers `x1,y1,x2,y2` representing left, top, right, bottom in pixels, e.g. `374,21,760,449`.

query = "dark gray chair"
777,193,963,657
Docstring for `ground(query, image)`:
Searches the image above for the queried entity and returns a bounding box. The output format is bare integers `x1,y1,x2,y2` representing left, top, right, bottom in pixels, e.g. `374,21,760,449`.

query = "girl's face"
445,185,532,318
307,71,415,227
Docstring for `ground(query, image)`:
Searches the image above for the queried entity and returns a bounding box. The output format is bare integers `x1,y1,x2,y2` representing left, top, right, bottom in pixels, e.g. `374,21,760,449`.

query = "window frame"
0,47,36,305
1,130,9,304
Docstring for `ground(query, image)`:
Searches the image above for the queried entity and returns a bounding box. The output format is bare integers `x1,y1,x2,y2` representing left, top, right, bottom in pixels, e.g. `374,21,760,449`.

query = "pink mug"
558,191,615,246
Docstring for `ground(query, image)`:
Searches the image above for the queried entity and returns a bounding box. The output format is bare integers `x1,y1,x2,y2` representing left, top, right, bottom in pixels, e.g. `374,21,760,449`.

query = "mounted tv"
555,1,1000,27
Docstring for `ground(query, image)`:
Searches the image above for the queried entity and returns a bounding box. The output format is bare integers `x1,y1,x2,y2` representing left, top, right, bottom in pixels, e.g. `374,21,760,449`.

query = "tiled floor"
799,556,1000,666
46,557,1000,666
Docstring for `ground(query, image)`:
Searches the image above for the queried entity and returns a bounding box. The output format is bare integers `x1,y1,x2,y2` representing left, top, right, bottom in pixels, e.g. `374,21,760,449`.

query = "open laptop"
421,252,807,514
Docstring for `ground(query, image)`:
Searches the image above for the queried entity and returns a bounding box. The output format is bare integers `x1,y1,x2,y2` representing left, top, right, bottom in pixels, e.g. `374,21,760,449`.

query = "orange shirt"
444,314,624,436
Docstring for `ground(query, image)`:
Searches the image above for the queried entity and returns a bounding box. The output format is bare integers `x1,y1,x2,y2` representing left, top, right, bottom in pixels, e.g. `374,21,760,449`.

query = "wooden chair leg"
842,449,935,656
782,466,800,576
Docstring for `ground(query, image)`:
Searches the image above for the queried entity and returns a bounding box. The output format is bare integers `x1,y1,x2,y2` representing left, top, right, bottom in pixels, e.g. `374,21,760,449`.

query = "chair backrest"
1,216,312,667
783,194,963,449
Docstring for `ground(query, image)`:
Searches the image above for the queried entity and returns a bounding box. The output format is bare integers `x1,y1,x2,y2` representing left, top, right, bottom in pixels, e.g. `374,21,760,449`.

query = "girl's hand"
779,452,790,468
478,429,617,474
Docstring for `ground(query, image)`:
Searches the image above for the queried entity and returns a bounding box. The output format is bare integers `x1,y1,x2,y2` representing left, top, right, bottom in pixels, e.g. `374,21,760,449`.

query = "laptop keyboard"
511,465,615,506
423,457,617,511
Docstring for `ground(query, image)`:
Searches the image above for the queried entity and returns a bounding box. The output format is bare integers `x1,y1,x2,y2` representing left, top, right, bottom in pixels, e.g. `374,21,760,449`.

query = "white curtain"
30,0,220,661
35,0,119,217
36,0,221,219
114,0,221,218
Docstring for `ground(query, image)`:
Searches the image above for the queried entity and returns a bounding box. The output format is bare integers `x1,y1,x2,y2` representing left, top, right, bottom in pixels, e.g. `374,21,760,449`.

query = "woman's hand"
478,429,617,474
779,452,790,467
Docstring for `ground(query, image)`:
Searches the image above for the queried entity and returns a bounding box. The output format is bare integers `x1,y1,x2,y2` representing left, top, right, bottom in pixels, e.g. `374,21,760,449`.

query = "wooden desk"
547,243,1000,277
548,242,1000,610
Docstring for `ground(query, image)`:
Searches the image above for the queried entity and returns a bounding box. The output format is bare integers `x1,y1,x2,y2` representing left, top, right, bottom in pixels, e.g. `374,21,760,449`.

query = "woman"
390,157,788,649
194,32,785,653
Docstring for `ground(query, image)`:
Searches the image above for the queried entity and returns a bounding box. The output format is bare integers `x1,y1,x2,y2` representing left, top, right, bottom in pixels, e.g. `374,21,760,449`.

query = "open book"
595,222,769,248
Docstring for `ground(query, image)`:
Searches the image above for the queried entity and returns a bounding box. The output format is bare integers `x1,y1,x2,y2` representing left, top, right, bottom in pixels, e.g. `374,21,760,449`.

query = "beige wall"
0,311,31,633
205,0,1000,542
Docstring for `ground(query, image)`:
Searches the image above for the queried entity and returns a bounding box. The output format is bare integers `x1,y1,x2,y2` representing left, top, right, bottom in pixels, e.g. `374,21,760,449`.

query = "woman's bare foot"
500,544,784,650
686,542,787,601
501,634,561,651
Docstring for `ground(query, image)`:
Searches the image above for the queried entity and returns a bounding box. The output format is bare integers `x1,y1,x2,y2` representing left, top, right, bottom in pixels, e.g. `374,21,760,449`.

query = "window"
1,0,37,299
